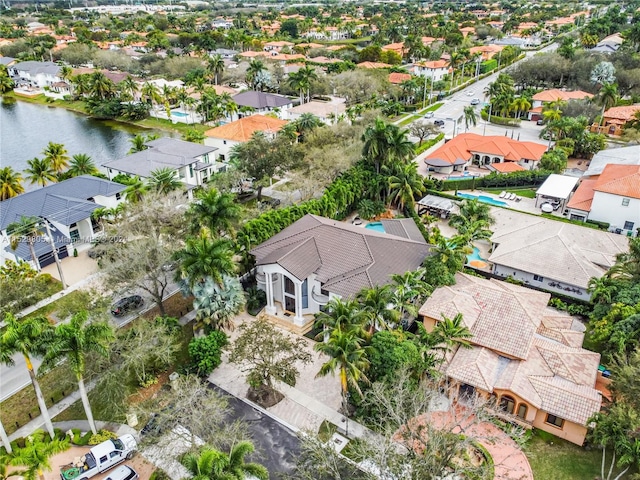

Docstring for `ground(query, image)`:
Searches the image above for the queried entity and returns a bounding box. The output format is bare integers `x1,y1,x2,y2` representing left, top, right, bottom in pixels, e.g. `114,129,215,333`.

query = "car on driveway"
111,295,144,316
470,98,480,105
105,466,139,480
424,111,434,118
434,119,445,127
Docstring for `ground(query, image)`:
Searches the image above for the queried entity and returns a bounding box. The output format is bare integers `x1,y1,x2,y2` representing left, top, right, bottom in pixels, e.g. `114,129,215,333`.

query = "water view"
0,99,171,188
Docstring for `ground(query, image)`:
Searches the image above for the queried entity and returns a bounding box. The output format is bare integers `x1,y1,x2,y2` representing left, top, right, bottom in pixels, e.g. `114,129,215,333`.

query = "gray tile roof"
380,218,425,243
103,138,217,177
4,227,70,262
11,60,61,76
0,176,125,231
0,57,15,66
251,214,430,298
233,91,293,109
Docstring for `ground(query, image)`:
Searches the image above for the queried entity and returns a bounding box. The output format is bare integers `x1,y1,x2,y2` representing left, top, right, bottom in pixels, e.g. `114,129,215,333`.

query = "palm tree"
357,285,400,332
224,441,269,480
387,162,425,211
450,198,494,226
149,167,183,194
288,65,318,104
390,269,432,321
454,218,493,244
587,276,613,304
294,113,321,140
510,96,531,120
463,105,477,131
386,125,414,164
123,176,149,203
0,166,24,200
67,154,99,177
187,188,241,237
89,71,115,101
174,234,236,288
6,216,44,271
0,314,56,439
416,312,472,361
598,83,618,127
315,326,371,401
119,75,138,101
314,298,368,337
182,442,268,480
362,118,413,173
192,275,245,331
41,311,114,434
246,59,266,91
24,157,56,187
8,430,69,480
207,54,225,85
141,81,162,109
0,66,14,93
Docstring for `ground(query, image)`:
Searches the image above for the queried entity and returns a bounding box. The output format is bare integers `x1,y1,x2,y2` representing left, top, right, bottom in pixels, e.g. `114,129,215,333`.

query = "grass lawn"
484,187,537,199
398,115,422,126
525,431,635,480
135,117,209,135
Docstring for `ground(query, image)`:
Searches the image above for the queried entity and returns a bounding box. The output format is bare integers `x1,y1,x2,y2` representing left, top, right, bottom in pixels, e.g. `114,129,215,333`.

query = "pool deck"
456,189,565,217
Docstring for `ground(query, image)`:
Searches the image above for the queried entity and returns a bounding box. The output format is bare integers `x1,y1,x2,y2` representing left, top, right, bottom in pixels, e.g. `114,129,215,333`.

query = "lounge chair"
499,191,507,198
515,196,522,202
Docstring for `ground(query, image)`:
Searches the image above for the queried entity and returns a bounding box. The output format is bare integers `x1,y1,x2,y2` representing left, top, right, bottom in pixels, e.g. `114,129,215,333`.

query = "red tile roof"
593,164,640,199
532,89,593,102
566,178,598,211
603,104,640,122
204,115,288,142
492,162,525,173
388,72,412,84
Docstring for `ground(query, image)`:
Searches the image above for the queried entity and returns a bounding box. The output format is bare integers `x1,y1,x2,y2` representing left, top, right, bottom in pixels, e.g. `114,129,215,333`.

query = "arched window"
517,403,528,419
499,395,516,414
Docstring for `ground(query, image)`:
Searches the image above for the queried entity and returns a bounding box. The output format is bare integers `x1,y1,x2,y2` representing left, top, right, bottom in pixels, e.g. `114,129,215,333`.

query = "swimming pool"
466,247,488,268
457,192,508,207
171,110,189,118
365,222,386,233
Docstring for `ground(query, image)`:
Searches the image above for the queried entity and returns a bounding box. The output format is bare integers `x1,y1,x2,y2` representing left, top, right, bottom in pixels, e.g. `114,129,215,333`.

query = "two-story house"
567,164,640,236
102,138,219,194
9,61,62,89
413,60,450,82
0,176,126,269
528,89,593,121
232,91,294,118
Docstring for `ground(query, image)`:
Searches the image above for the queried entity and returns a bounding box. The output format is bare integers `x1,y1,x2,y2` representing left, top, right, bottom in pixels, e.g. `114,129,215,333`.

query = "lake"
0,98,171,189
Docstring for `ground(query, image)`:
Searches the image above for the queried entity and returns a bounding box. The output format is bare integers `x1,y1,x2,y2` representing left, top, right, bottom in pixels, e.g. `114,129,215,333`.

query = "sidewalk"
8,378,98,441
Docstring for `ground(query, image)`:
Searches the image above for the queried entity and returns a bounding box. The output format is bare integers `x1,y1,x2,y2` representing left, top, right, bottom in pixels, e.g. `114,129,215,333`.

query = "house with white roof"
0,176,125,269
420,272,603,446
102,138,219,194
251,215,430,330
487,207,628,299
534,174,579,212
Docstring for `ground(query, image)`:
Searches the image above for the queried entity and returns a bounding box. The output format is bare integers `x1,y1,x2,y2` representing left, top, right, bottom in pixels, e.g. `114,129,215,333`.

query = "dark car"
111,295,144,316
434,119,445,127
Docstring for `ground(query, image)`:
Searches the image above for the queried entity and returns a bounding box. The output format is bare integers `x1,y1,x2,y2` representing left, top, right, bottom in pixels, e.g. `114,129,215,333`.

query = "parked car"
536,119,545,126
105,466,139,480
434,119,445,127
466,91,474,96
470,98,480,105
111,295,144,316
59,435,137,480
424,111,434,118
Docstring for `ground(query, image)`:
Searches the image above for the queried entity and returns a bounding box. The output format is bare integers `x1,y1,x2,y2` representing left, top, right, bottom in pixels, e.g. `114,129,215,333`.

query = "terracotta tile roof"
425,133,547,165
430,273,602,426
416,59,449,69
532,89,593,102
593,164,640,199
566,178,598,211
491,162,525,173
204,115,288,142
388,72,412,84
251,215,430,298
603,104,640,122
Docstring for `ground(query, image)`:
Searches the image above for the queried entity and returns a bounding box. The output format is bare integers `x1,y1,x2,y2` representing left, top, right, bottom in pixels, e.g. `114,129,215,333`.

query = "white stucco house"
102,138,219,193
9,61,63,89
567,164,640,236
0,176,126,269
413,60,450,82
285,98,347,125
250,215,430,327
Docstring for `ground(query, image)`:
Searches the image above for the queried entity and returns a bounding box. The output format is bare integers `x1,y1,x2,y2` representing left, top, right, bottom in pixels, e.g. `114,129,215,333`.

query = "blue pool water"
457,192,508,207
467,247,484,263
171,110,189,118
365,222,386,233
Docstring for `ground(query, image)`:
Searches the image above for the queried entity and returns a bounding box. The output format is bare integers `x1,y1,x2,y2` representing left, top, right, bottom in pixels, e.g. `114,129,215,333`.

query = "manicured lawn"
484,187,537,199
135,117,209,135
398,115,422,126
525,431,634,480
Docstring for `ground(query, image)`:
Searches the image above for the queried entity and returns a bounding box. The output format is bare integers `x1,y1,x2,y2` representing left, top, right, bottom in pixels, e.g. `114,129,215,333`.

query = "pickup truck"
60,434,137,480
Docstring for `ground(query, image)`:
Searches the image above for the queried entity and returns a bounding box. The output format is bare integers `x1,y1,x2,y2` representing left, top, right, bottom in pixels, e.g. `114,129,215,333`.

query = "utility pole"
42,219,68,289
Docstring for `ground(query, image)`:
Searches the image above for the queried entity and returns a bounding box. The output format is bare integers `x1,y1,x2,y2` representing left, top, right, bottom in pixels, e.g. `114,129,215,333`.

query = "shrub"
415,133,445,155
245,286,267,316
586,219,610,230
480,109,521,126
188,331,228,377
357,198,386,220
150,469,172,480
88,429,118,445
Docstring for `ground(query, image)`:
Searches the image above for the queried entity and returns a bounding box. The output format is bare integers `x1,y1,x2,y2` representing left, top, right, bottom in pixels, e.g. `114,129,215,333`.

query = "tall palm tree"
7,216,44,271
463,105,477,131
41,311,113,434
450,198,494,226
182,442,268,480
0,314,56,439
454,218,493,244
149,167,183,194
314,298,368,337
390,269,432,321
598,83,618,127
187,187,241,237
119,75,138,101
8,430,69,480
24,157,56,187
386,125,414,165
174,234,236,288
362,118,412,173
294,113,321,140
510,96,531,120
245,59,266,91
141,81,162,109
416,312,472,362
207,53,225,85
123,176,149,203
387,162,425,211
0,166,24,200
357,285,400,332
315,326,371,400
89,71,115,101
67,154,99,177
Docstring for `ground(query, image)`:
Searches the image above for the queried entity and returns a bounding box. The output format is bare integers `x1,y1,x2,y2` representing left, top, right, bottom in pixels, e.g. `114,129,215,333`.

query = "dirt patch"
247,385,284,408
142,293,194,320
128,370,172,405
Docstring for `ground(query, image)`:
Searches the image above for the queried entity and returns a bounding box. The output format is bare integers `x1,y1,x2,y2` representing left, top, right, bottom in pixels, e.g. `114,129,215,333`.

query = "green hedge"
480,109,521,126
415,133,445,155
480,59,497,73
439,170,551,191
441,178,478,191
586,219,610,230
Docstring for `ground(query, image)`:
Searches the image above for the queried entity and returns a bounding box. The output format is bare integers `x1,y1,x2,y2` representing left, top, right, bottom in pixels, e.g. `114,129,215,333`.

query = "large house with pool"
420,272,603,446
424,133,547,175
250,214,431,332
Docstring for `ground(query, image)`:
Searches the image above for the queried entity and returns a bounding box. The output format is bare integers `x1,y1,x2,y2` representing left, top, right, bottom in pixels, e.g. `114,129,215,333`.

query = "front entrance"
284,276,296,314
285,295,296,313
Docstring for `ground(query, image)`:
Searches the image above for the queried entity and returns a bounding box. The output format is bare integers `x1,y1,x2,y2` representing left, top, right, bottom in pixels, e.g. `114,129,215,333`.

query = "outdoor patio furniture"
515,196,522,202
508,193,517,200
499,191,507,198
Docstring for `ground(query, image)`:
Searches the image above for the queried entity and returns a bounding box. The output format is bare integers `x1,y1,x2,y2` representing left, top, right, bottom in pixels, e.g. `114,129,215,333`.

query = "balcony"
311,286,330,305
